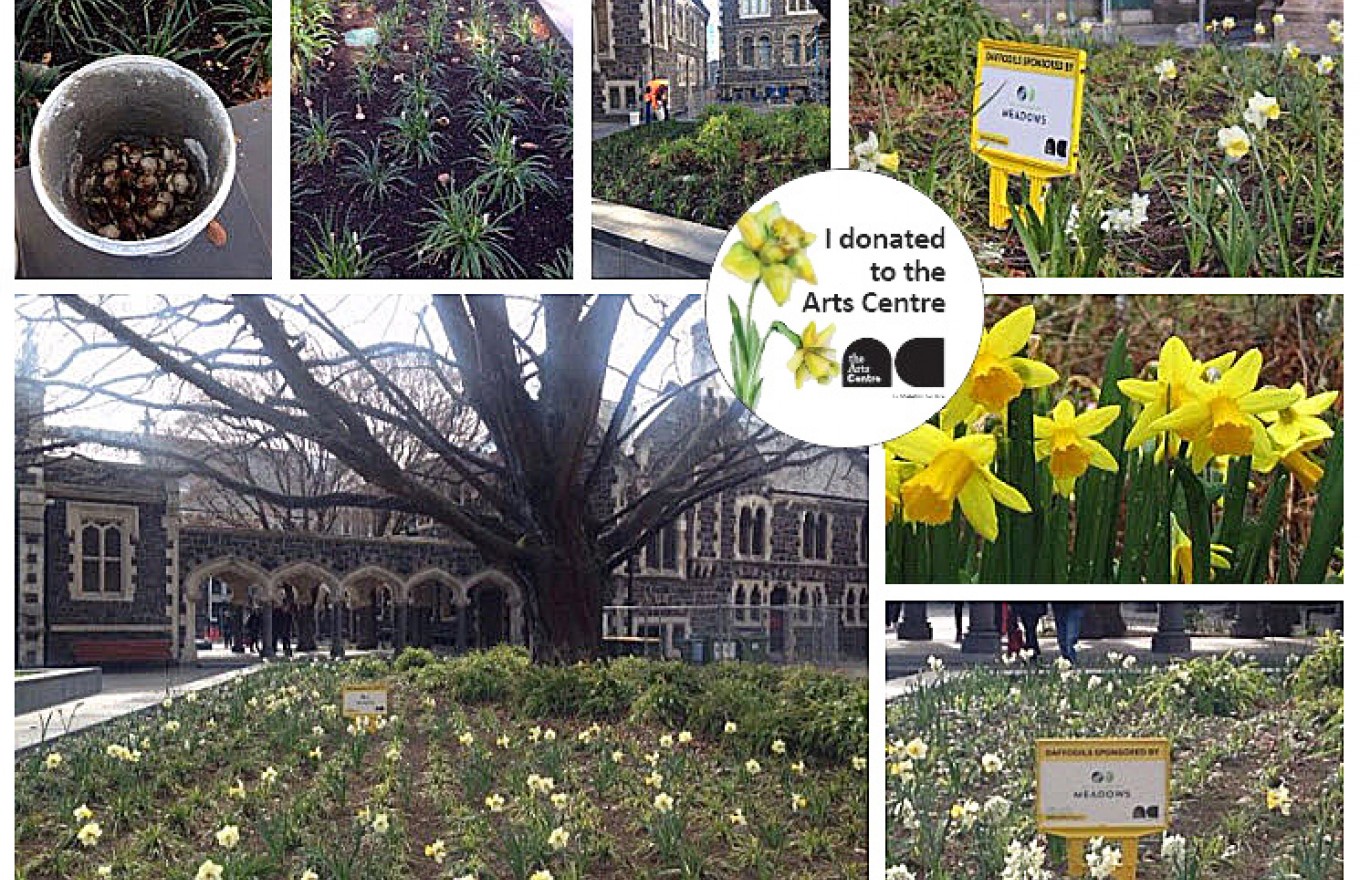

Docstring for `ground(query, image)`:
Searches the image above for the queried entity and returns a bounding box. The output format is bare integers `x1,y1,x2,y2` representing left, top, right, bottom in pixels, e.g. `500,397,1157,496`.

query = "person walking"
1051,602,1085,662
1013,602,1046,660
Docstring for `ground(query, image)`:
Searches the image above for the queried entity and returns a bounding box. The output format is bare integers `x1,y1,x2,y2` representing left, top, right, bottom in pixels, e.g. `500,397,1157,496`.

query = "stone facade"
593,0,711,120
717,0,828,103
16,361,869,667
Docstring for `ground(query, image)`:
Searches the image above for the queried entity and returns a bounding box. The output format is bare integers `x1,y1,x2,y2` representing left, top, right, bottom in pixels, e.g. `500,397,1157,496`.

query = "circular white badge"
704,170,984,448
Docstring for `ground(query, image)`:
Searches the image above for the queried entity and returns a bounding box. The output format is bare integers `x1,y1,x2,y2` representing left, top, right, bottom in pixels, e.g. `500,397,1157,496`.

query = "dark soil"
289,0,572,279
14,0,271,166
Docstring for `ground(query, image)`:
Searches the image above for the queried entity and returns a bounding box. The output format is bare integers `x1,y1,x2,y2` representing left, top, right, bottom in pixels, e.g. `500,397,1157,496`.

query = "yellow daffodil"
458,731,474,746
771,739,787,755
1260,384,1337,447
195,860,224,880
1327,19,1343,44
729,808,748,826
1221,16,1236,30
1170,515,1232,583
97,867,112,878
1154,58,1178,83
724,721,738,735
551,792,568,810
904,737,928,761
853,131,900,173
852,756,867,771
653,792,675,813
745,759,762,774
1034,400,1121,494
1149,349,1302,468
74,804,94,822
791,793,808,811
1244,92,1281,130
1284,41,1301,60
1080,19,1094,34
888,425,1031,541
425,839,448,863
644,771,664,788
259,766,278,786
940,306,1058,428
1316,55,1336,75
1273,13,1285,26
548,826,571,851
77,821,103,847
785,321,838,388
44,751,63,770
659,733,674,748
1255,435,1328,491
611,749,625,763
227,779,246,799
721,202,817,305
371,812,390,834
677,730,693,744
1266,783,1292,815
1217,125,1252,160
215,825,240,849
485,793,506,812
981,753,1004,773
530,871,554,880
1120,337,1237,450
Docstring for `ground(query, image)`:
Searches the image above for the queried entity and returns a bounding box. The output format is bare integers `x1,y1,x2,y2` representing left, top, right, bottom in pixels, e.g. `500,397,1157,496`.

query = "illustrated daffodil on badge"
721,202,819,409
777,321,839,389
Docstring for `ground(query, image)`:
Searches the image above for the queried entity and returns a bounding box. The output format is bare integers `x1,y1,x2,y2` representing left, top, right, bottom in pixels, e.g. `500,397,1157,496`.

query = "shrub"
851,0,1017,95
394,646,436,671
1138,653,1270,718
1291,631,1343,698
516,662,635,720
409,644,530,702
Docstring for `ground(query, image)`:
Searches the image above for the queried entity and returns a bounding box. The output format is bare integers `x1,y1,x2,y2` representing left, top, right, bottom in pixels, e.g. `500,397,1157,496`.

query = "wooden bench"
72,638,174,665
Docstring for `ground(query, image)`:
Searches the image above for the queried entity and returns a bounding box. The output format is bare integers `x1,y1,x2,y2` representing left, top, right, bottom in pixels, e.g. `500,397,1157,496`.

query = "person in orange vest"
641,80,656,124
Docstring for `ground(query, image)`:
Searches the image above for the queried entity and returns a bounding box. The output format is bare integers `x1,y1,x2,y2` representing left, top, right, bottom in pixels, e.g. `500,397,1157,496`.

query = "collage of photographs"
3,0,1348,879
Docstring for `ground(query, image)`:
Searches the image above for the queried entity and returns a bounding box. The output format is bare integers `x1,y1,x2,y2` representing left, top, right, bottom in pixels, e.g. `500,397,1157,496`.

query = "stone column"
895,602,934,640
961,602,1001,655
330,598,346,658
1232,602,1266,638
456,604,469,653
296,599,318,652
394,603,409,653
357,602,378,650
260,601,275,658
1151,602,1191,655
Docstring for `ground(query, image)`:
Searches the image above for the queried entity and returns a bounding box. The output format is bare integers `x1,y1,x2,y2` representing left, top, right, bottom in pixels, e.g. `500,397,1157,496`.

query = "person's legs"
954,602,965,643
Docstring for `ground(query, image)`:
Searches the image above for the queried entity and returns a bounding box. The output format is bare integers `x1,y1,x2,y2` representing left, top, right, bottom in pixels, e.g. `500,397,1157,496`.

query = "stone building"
593,0,711,120
14,341,869,668
717,0,829,104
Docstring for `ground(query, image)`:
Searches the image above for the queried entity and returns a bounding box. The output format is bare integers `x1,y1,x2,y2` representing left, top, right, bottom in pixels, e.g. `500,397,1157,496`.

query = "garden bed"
17,647,867,879
289,0,572,278
886,638,1343,878
850,0,1344,277
14,0,271,166
592,104,830,230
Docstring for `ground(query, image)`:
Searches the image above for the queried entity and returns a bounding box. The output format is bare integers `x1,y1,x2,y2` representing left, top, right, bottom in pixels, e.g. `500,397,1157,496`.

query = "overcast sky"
18,295,706,437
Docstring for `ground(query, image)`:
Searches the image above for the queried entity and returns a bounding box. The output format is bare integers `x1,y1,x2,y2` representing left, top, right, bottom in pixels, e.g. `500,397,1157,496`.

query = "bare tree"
22,294,839,660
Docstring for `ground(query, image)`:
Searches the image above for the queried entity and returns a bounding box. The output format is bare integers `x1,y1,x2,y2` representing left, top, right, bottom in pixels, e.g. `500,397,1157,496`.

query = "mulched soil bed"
290,0,572,278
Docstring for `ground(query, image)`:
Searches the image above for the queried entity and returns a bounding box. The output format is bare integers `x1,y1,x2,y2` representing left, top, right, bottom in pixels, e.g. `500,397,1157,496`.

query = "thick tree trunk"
524,546,606,662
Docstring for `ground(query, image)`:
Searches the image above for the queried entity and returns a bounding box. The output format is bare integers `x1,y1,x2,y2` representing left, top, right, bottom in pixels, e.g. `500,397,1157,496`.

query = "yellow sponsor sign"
341,682,391,719
970,39,1087,227
1035,737,1172,836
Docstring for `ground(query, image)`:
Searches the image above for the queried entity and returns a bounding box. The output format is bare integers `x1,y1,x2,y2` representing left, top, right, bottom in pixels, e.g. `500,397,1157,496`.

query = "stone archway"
270,561,338,653
182,557,272,658
464,570,525,649
338,566,404,651
405,569,466,652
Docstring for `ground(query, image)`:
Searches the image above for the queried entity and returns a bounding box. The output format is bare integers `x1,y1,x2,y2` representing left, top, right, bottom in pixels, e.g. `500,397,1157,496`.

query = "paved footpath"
15,657,263,753
886,629,1318,702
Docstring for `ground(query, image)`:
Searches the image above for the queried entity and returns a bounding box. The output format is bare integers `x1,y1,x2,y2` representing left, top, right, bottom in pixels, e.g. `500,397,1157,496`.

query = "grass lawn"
19,647,867,879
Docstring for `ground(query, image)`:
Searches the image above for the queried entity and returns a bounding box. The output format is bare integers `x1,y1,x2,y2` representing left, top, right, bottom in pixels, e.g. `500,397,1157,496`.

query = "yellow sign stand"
341,682,391,719
1035,737,1172,880
970,39,1087,228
